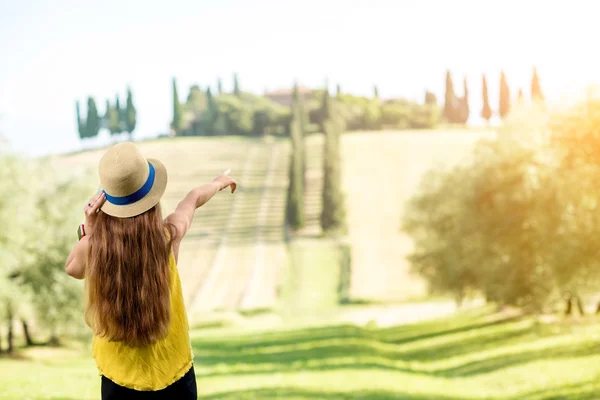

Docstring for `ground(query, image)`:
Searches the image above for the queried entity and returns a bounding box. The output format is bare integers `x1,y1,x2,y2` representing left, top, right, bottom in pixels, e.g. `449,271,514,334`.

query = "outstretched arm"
165,170,237,252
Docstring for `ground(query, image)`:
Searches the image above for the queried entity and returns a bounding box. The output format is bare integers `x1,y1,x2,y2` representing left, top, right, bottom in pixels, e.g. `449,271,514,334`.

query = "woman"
65,142,236,399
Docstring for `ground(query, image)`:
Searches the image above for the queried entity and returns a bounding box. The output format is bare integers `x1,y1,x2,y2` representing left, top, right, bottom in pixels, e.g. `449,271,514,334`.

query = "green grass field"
4,130,598,399
2,308,600,399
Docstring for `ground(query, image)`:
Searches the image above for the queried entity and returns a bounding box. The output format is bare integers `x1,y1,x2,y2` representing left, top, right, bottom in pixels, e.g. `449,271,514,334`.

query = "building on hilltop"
264,87,313,107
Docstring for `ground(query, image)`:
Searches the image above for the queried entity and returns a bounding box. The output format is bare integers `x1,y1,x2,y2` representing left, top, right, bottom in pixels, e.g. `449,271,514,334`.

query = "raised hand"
213,169,237,193
84,191,107,234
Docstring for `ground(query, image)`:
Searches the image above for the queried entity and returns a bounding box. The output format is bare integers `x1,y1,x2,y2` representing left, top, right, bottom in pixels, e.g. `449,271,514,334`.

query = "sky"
1,0,600,156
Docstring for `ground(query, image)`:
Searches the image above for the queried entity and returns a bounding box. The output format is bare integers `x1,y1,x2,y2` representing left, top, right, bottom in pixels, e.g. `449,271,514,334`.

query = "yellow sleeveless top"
91,252,193,391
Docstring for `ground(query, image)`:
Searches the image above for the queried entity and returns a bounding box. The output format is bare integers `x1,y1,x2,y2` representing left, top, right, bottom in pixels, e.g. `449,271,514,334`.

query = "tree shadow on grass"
200,387,463,400
194,324,364,351
376,311,521,346
396,322,533,361
193,318,600,379
512,381,600,400
194,324,532,369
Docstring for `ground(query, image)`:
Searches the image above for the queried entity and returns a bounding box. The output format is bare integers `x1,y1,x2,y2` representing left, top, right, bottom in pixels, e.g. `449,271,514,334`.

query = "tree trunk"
565,295,572,316
576,296,585,316
454,292,464,309
48,323,59,346
6,305,14,353
21,319,34,346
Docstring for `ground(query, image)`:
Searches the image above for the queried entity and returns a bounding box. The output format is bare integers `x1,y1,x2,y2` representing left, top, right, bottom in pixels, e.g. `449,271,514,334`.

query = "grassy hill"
304,130,494,303
56,136,290,316
55,130,493,313
2,308,600,399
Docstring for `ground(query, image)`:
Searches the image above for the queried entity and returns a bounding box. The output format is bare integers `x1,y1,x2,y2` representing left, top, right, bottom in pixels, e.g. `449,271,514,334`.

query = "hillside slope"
56,136,289,313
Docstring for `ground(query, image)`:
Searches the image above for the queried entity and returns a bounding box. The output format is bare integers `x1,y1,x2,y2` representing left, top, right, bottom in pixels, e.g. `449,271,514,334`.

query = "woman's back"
65,142,236,399
92,251,192,391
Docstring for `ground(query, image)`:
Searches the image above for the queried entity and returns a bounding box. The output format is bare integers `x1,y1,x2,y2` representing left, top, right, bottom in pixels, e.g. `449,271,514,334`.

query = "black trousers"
101,365,197,400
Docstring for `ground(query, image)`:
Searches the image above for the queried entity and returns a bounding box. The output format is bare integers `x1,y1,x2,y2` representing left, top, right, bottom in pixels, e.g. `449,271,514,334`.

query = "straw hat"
98,142,168,218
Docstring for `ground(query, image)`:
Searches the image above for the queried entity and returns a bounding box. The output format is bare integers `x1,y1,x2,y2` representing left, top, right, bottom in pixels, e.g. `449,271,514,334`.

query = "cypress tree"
286,84,306,230
115,95,124,133
531,67,544,103
107,99,120,137
203,87,218,135
233,73,241,97
517,88,525,103
481,74,492,123
125,87,137,139
217,78,223,95
444,70,457,123
104,99,111,122
373,85,379,99
499,71,510,118
425,91,437,105
336,84,341,97
76,101,86,139
85,97,100,139
171,77,183,133
459,77,469,124
320,89,332,131
320,116,346,234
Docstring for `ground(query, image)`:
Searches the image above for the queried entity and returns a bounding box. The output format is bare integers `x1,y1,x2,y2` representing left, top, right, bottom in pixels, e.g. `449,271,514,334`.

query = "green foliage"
171,77,183,133
443,72,468,124
0,156,94,347
214,94,254,135
115,96,123,133
458,78,469,124
481,74,492,122
381,100,439,129
200,88,218,134
233,73,241,97
106,98,120,136
425,91,437,105
403,138,555,309
0,156,37,349
319,90,331,130
125,87,137,137
531,67,544,103
175,89,290,137
320,117,347,234
499,71,511,118
286,86,306,230
331,93,382,131
404,98,600,311
444,70,457,123
75,101,85,139
217,78,223,95
185,85,206,114
23,167,94,339
84,97,100,139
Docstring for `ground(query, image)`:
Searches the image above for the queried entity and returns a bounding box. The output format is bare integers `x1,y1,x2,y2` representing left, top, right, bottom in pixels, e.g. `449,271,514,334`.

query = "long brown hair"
85,204,175,347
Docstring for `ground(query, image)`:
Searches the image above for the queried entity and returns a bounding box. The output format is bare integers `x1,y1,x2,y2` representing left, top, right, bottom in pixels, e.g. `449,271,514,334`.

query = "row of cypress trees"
444,67,544,123
76,87,137,140
286,85,346,235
